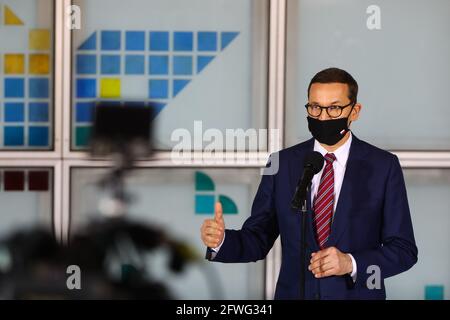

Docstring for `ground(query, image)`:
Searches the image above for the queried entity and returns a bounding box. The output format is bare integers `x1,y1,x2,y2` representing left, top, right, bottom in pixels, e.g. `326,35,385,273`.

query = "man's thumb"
215,201,223,223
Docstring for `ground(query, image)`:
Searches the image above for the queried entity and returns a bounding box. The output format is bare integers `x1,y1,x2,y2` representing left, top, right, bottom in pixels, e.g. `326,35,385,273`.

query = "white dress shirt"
213,132,357,280
311,133,352,215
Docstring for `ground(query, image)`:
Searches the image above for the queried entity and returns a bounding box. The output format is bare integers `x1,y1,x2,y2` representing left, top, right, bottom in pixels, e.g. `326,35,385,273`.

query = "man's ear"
350,103,362,121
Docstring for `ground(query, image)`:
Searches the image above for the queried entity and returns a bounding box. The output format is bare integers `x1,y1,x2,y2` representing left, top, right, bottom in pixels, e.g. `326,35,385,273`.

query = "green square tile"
76,126,91,147
425,285,444,300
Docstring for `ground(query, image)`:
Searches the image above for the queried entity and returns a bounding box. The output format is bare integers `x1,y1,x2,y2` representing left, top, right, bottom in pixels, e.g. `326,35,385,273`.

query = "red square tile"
28,171,49,191
4,171,25,191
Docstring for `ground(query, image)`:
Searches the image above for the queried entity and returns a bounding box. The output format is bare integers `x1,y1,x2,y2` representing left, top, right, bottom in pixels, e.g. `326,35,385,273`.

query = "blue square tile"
198,32,217,51
4,78,24,98
197,55,215,73
174,32,193,51
29,78,49,98
173,79,190,97
150,32,169,51
101,55,121,74
79,32,97,50
29,103,49,122
126,31,145,51
5,103,24,122
76,102,95,122
149,56,168,75
125,55,145,75
150,102,166,118
4,126,24,146
149,80,168,99
195,195,215,214
173,56,192,75
221,32,239,50
29,126,49,147
76,79,96,98
101,31,121,50
76,54,97,74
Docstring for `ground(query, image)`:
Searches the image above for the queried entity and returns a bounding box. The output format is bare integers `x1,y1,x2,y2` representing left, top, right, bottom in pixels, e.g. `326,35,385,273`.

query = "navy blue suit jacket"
208,134,418,300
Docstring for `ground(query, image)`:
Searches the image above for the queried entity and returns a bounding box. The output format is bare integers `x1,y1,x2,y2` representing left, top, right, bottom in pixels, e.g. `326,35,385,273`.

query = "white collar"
313,131,353,168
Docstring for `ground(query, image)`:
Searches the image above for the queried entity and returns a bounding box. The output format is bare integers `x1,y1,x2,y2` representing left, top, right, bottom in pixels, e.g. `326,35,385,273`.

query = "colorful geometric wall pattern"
0,4,52,149
74,30,239,148
194,171,238,215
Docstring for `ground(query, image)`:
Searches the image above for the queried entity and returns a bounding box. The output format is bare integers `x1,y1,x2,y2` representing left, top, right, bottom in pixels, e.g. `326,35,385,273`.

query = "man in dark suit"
200,67,418,299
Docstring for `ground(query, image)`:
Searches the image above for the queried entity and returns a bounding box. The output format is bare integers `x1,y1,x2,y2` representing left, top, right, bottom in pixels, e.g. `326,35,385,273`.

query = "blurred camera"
90,102,155,161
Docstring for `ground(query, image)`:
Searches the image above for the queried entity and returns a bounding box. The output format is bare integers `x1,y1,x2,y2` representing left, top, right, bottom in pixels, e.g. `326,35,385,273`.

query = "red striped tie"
313,153,336,249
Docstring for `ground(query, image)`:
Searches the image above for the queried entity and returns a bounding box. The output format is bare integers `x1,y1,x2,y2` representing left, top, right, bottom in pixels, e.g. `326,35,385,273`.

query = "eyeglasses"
305,102,355,119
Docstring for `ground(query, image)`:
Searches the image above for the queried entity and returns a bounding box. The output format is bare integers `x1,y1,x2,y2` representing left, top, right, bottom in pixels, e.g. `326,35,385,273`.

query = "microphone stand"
298,184,310,300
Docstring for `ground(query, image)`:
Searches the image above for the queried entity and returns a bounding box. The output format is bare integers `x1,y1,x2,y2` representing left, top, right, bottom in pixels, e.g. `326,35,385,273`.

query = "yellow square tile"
29,29,51,50
4,54,25,74
29,54,50,74
100,78,121,98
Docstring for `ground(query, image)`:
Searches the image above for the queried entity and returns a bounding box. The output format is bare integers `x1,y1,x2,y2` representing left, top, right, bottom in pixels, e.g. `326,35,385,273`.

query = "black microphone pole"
291,174,311,301
293,186,309,301
300,188,309,300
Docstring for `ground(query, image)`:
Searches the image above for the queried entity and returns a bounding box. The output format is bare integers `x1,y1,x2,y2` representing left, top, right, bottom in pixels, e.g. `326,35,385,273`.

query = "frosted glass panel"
0,168,53,236
386,169,450,300
285,0,450,150
70,168,265,299
71,0,268,151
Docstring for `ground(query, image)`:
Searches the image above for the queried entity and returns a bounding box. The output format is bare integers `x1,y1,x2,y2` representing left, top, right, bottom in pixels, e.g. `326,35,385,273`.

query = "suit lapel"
327,134,366,247
288,138,315,193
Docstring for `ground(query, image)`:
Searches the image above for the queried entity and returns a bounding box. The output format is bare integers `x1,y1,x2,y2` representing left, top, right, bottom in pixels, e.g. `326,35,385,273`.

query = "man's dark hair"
308,67,358,103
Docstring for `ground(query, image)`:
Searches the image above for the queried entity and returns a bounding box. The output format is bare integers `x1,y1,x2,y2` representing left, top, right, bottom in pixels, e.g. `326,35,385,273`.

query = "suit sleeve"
352,154,418,287
206,154,280,263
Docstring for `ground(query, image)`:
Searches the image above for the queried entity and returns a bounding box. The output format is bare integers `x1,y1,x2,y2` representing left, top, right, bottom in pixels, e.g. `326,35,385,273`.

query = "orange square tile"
29,54,50,74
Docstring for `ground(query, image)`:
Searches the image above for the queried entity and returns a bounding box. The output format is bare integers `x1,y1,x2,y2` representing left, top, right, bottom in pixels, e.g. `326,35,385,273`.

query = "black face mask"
307,116,350,145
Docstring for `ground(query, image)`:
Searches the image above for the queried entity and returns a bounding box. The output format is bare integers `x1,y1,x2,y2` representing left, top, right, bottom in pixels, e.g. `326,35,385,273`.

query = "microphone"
291,151,324,210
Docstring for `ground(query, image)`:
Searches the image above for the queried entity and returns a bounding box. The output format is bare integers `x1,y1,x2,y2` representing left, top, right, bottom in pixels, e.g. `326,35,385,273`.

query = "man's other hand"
308,246,353,278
